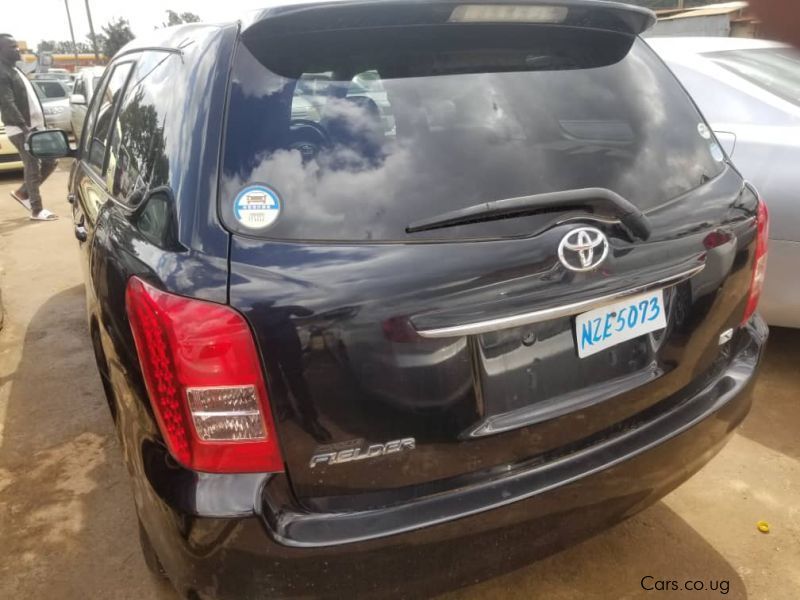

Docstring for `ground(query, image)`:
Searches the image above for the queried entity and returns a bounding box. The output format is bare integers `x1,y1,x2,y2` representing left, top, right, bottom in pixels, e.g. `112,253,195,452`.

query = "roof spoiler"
241,0,657,39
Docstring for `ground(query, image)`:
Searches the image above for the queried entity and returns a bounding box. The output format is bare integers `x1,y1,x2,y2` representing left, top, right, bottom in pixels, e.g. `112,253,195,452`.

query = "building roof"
658,1,748,21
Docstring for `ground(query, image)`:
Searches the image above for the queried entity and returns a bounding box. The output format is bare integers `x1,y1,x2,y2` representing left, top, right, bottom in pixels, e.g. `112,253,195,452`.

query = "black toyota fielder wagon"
28,0,769,597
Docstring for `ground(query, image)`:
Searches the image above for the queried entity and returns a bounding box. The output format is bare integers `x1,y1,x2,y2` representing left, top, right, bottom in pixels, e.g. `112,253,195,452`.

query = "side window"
84,62,134,174
80,71,110,156
73,78,85,97
106,52,176,205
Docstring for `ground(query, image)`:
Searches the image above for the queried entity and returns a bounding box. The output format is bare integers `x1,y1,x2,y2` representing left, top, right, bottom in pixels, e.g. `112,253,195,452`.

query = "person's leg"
16,156,57,202
39,158,58,185
9,133,44,214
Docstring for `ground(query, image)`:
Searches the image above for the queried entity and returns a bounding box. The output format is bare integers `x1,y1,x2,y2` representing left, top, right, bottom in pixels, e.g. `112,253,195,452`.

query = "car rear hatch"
221,1,760,509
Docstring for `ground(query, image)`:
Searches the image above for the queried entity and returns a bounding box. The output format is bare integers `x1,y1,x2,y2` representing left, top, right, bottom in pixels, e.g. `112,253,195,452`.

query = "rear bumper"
44,114,72,133
139,317,767,599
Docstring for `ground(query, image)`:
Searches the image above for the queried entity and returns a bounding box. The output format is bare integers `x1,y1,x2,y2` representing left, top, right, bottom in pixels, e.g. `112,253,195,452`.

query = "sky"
4,0,270,49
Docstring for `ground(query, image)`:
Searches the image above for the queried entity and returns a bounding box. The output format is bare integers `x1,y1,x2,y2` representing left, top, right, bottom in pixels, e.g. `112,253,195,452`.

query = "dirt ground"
0,165,798,600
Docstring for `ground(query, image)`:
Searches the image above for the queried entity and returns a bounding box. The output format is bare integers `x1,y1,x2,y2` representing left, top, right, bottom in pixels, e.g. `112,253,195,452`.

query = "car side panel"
71,25,237,512
760,239,800,327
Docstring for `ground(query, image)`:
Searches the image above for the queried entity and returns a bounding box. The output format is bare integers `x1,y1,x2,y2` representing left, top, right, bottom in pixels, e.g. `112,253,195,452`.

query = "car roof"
78,67,106,79
646,36,789,55
241,0,655,34
119,0,656,56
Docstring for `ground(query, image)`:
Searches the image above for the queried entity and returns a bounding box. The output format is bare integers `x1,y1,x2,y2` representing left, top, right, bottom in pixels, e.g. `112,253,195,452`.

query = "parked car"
31,78,72,134
292,70,397,137
649,37,800,328
0,118,24,172
28,2,768,598
31,69,74,92
69,66,106,139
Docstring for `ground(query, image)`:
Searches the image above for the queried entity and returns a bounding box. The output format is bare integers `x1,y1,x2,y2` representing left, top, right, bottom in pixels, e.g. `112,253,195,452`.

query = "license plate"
575,290,667,358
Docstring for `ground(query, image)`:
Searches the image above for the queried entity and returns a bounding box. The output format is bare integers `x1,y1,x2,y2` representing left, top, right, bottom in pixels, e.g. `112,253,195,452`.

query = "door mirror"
25,129,75,159
70,93,87,105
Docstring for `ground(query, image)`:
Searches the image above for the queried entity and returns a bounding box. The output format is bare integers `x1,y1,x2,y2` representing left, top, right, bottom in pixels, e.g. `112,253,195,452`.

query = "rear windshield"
704,47,800,108
220,26,724,241
33,81,67,99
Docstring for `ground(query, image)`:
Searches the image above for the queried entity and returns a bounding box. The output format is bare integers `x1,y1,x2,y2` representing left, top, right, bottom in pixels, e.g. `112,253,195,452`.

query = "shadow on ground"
0,285,176,599
440,500,746,599
738,326,800,462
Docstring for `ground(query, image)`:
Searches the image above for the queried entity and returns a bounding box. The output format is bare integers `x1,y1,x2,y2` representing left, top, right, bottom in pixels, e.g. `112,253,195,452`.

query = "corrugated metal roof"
660,2,748,21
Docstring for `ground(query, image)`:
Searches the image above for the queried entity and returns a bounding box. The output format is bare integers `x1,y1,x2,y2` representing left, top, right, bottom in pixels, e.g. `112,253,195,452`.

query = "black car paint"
59,8,768,600
135,319,765,598
228,165,761,505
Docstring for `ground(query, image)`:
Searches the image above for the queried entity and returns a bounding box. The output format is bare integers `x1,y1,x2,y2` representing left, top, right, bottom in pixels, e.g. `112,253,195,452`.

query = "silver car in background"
69,66,106,140
31,78,73,135
649,37,800,328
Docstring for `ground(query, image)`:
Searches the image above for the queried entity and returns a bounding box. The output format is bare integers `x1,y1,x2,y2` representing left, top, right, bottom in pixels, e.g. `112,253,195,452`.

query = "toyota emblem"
558,227,609,272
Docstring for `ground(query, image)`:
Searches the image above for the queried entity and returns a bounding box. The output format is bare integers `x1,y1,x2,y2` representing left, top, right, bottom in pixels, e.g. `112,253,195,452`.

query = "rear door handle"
74,225,87,242
74,214,87,242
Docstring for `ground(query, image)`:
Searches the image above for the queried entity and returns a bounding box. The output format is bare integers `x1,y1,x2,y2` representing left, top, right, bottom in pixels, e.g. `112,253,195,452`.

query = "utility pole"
84,0,100,63
63,0,80,71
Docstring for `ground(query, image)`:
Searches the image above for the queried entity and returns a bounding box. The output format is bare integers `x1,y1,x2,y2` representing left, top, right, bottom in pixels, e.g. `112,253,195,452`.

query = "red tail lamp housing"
741,197,769,325
125,276,283,473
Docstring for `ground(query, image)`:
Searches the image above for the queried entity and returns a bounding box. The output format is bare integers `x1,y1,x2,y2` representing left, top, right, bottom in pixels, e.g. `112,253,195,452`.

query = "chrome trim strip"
415,264,705,338
190,411,262,417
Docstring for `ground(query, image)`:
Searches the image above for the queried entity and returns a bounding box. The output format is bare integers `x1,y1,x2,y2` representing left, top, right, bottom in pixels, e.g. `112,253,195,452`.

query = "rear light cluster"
382,315,423,343
125,277,283,473
741,197,769,325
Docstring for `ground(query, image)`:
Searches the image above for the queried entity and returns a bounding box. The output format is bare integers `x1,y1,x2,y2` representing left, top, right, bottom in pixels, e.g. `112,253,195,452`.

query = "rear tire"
138,519,167,578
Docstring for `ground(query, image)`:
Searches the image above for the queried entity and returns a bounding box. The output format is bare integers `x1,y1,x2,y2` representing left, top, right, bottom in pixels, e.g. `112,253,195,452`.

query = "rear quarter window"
220,27,725,241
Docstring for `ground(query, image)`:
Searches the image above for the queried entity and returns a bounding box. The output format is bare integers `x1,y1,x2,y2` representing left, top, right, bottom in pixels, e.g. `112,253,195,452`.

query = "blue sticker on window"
233,185,281,229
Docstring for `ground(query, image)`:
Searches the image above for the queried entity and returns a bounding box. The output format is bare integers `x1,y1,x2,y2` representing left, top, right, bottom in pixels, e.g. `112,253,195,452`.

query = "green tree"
94,17,135,59
162,10,201,27
37,40,92,54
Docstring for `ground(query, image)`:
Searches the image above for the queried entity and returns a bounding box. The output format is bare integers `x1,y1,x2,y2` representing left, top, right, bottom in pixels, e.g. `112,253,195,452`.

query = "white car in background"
649,37,800,328
69,66,106,140
31,78,73,135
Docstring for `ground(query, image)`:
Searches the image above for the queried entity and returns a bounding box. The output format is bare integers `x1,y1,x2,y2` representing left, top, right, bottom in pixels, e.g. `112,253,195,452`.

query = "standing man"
0,34,57,221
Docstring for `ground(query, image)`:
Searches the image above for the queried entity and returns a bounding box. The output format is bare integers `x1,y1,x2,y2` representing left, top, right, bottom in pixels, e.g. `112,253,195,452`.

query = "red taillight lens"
125,277,283,473
382,316,423,343
741,198,769,325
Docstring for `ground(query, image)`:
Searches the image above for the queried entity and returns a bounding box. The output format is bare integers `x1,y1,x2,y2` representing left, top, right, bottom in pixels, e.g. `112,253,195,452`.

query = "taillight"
741,197,769,325
382,316,423,343
125,277,283,473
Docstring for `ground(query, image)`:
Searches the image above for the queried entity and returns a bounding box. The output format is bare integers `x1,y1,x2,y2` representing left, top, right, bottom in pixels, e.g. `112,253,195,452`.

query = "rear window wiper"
405,188,652,241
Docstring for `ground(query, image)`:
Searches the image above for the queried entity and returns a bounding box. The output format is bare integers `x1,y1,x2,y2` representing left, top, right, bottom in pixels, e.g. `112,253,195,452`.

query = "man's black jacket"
0,62,32,129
